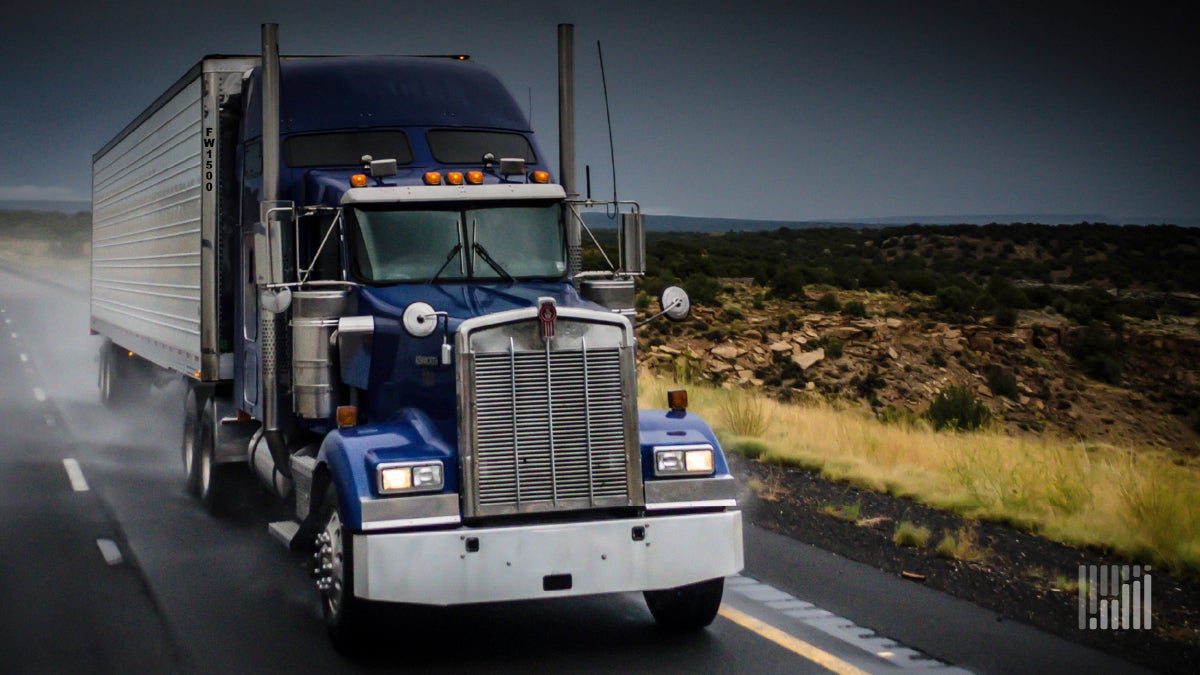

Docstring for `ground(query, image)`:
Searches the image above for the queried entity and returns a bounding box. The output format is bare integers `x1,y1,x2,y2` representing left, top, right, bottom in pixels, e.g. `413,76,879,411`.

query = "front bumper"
353,510,743,605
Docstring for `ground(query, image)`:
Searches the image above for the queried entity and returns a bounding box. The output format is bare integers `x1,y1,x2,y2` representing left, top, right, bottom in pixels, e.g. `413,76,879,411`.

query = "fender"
638,409,732,480
317,407,458,530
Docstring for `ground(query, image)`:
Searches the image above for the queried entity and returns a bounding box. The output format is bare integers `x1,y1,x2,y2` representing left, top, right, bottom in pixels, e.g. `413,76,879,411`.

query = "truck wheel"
98,342,122,407
315,484,366,654
181,386,203,496
644,577,725,630
196,398,234,512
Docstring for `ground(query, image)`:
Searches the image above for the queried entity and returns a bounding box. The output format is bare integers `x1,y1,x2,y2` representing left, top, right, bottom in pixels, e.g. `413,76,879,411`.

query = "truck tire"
181,386,203,497
98,342,123,407
315,483,367,654
196,398,235,512
644,577,725,630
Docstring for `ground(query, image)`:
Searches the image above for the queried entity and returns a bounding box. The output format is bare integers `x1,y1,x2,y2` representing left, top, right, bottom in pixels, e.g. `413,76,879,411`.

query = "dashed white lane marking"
727,575,971,673
19,353,28,362
33,387,46,402
10,332,17,339
96,539,124,565
3,317,10,323
62,458,90,492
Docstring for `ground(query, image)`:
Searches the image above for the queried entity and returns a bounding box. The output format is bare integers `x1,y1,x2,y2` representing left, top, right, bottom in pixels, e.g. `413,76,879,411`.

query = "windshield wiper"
473,242,514,282
428,243,463,284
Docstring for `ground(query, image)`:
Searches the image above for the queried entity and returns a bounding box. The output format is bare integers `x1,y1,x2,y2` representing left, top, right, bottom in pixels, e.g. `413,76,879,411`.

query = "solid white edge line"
96,539,124,565
62,458,90,492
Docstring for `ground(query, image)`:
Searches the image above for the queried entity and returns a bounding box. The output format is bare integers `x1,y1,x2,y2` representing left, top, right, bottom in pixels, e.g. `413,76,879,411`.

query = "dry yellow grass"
640,369,1200,574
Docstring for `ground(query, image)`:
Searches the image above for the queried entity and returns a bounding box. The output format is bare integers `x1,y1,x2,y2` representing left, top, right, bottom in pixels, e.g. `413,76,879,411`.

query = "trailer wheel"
315,483,366,654
181,386,203,496
98,342,122,407
196,398,234,512
644,577,725,630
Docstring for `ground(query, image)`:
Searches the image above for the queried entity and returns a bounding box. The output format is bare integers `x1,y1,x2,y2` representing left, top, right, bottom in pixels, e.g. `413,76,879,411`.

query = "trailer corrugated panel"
92,75,204,376
92,57,255,379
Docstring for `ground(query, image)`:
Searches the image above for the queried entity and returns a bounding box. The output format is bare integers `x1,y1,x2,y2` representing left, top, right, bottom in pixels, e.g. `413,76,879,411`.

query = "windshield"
350,202,565,283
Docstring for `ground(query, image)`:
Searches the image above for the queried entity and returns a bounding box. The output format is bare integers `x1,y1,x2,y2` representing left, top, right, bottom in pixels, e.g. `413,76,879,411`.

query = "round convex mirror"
659,286,691,321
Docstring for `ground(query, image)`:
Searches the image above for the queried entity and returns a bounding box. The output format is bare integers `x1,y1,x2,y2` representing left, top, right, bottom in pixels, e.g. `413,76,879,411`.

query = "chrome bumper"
352,510,743,605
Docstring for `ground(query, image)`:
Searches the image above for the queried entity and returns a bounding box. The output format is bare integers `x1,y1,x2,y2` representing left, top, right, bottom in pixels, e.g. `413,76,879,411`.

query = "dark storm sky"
0,1,1196,222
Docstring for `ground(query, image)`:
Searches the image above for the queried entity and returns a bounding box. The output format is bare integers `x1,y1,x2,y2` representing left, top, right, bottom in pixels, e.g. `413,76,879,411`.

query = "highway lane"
0,260,1150,674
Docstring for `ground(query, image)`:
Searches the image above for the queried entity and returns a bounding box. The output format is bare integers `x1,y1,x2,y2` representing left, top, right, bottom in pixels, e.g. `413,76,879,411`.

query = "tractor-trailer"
90,23,742,651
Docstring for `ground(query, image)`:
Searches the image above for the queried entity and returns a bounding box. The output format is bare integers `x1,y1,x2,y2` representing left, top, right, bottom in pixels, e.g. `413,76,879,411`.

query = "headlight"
653,445,715,477
378,461,444,494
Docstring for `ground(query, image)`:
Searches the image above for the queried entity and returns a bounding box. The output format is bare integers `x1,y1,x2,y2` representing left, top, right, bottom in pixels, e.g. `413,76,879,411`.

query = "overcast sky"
1,1,1197,222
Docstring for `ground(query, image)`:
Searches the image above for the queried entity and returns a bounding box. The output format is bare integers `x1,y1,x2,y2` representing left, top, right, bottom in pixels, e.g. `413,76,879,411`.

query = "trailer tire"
196,398,235,512
644,577,725,630
181,386,203,497
98,342,123,408
315,483,367,654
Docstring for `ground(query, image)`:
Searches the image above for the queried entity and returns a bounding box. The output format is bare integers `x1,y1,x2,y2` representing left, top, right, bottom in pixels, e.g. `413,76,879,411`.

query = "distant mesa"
583,212,1199,232
0,199,92,213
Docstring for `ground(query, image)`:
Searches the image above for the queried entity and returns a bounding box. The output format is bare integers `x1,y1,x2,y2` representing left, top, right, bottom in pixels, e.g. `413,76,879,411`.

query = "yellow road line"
719,604,871,675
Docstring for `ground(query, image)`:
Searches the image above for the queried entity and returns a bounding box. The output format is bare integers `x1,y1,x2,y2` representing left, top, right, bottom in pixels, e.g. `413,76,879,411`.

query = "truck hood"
357,281,601,327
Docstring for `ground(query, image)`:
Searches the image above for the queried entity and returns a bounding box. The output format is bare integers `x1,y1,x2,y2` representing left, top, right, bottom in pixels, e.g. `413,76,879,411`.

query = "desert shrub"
927,384,992,431
936,286,973,313
842,300,867,317
824,336,844,359
894,521,932,547
816,292,841,313
994,306,1018,327
984,365,1019,399
717,390,772,437
935,525,988,562
1069,322,1123,384
722,306,746,322
684,273,721,306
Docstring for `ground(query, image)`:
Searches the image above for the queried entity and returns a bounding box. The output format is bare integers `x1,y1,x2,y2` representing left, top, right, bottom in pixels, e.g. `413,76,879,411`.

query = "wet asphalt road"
0,261,1150,674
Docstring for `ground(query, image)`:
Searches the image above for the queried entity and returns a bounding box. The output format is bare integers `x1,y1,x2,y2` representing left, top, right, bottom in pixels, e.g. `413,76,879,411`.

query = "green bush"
985,365,1019,399
842,300,867,317
994,306,1018,327
1069,322,1123,384
927,384,992,431
816,292,841,312
824,336,844,359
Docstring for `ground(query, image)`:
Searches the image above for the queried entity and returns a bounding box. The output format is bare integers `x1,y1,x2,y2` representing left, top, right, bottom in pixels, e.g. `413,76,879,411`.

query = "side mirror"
255,200,294,313
619,212,646,275
660,286,691,321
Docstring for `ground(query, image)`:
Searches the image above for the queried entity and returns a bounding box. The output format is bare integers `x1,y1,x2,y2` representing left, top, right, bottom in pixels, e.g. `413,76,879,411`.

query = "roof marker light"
424,171,443,185
350,174,368,187
446,171,464,186
466,170,484,185
530,170,550,184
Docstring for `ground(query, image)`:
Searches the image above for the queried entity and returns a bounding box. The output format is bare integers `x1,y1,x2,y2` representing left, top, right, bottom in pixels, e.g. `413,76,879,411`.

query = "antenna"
598,41,618,215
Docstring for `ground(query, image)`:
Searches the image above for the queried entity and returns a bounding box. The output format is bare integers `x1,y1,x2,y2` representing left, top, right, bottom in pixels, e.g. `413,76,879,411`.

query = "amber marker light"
446,171,464,185
530,170,550,184
667,389,688,411
350,174,368,187
336,405,358,428
466,170,484,185
424,171,443,185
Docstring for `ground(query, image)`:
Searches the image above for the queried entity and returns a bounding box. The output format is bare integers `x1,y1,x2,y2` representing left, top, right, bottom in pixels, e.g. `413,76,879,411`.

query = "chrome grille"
471,340,631,513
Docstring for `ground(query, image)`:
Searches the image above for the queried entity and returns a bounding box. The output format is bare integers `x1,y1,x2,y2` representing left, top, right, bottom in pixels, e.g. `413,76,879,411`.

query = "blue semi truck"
91,24,742,649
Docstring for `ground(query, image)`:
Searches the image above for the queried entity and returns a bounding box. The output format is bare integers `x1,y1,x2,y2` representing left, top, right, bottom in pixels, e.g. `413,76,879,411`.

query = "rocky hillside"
638,283,1200,454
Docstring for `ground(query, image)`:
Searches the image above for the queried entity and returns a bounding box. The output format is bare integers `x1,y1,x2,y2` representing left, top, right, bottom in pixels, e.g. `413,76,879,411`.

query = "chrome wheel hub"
314,510,345,617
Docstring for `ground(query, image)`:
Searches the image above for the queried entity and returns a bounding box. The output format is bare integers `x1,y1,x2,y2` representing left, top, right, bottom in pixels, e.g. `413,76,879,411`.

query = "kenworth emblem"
537,297,557,340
